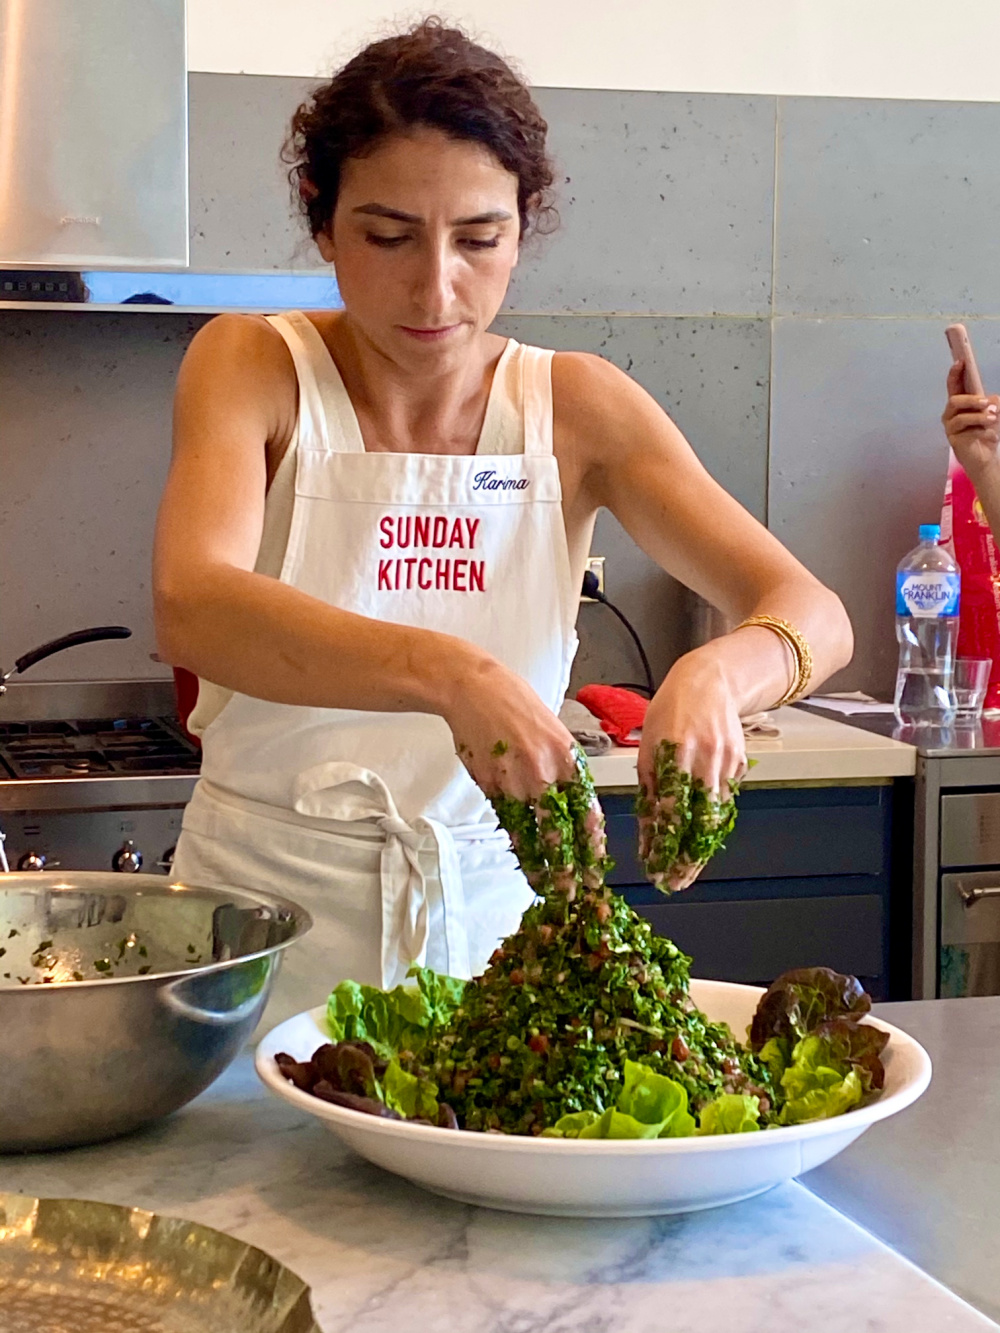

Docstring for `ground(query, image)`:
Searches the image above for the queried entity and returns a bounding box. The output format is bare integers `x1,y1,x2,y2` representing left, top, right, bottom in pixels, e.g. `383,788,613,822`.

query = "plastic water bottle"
894,524,961,725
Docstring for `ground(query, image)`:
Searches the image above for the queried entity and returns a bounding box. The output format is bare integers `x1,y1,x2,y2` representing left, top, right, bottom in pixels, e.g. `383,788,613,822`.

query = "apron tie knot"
292,762,472,988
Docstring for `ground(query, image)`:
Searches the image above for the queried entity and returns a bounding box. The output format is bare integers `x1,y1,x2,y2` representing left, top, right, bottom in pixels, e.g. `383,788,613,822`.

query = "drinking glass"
953,658,992,722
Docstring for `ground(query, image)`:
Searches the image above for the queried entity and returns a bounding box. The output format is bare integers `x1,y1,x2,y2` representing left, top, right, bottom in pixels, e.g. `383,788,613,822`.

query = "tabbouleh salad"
276,743,888,1137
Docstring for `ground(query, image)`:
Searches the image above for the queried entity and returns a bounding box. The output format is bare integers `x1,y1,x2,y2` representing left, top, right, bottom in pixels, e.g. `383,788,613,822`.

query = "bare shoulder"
175,313,297,444
552,350,667,438
551,349,683,474
553,349,635,407
180,312,291,386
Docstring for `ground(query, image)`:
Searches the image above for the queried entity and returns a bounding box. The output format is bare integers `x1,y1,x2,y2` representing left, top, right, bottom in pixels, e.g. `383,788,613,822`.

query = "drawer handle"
958,883,1000,908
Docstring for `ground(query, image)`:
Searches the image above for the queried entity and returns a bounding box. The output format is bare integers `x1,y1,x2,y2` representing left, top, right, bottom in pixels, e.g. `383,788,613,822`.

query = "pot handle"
12,626,132,677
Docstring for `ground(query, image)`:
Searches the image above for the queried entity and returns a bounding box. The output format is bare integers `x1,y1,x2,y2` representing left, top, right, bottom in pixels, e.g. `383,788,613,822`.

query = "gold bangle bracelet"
735,615,814,709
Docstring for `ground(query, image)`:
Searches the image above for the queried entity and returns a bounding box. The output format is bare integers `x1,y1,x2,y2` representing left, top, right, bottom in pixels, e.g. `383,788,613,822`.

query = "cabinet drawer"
602,787,889,885
940,793,1000,867
632,893,885,989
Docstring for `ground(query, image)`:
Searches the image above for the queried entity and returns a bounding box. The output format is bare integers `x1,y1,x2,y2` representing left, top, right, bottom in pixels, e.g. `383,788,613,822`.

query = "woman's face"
320,126,522,366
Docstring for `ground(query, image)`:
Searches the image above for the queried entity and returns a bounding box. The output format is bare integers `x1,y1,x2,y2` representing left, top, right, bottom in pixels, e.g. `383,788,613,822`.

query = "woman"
154,20,852,1023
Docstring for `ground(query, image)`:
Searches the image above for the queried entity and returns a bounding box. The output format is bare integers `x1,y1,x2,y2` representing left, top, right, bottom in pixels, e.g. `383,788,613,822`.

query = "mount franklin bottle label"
896,570,961,617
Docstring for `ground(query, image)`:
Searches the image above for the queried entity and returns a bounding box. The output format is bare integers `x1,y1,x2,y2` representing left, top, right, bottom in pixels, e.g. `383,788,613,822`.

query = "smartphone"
946,322,986,397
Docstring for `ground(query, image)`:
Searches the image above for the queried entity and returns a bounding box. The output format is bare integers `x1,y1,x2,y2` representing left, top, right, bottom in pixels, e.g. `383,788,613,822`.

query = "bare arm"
555,352,853,810
942,359,1000,537
153,314,575,796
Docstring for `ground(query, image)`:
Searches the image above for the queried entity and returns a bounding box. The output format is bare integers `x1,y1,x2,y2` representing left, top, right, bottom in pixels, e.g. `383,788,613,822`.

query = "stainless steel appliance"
0,679,199,876
0,0,188,268
914,726,1000,998
806,708,1000,998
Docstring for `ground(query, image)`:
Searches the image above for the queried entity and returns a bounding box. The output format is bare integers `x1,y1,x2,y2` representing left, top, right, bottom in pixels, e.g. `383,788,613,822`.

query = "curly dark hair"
283,17,556,241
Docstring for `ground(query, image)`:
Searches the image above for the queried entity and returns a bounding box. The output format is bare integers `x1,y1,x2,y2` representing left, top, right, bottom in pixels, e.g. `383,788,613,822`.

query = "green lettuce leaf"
617,1060,696,1136
382,1058,440,1120
696,1094,761,1135
778,1034,864,1124
749,967,871,1050
544,1062,695,1138
325,966,466,1060
758,1035,791,1087
541,1110,601,1138
579,1107,660,1139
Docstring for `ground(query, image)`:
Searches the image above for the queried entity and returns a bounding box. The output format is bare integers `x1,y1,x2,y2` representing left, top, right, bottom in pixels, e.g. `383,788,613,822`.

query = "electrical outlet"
582,556,605,602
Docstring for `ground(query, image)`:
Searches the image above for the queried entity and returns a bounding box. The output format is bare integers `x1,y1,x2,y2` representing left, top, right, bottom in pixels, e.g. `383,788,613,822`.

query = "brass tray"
0,1194,320,1333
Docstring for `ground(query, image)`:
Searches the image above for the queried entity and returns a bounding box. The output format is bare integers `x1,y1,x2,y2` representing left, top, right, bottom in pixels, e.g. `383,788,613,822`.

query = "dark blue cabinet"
601,783,911,1001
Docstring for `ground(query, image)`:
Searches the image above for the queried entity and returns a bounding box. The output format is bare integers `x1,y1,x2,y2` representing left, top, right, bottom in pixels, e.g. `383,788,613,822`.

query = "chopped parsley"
426,745,771,1134
637,740,741,892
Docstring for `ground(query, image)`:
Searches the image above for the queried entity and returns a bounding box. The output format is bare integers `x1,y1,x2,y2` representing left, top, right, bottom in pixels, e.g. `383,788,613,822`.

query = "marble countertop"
1,1002,996,1333
805,996,1000,1326
588,705,917,789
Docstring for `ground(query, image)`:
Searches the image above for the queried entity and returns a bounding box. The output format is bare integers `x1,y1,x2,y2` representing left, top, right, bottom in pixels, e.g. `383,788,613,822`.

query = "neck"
325,313,506,455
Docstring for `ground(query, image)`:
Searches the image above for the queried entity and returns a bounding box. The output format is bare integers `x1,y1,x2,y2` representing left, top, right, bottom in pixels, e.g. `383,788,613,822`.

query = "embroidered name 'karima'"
472,469,529,492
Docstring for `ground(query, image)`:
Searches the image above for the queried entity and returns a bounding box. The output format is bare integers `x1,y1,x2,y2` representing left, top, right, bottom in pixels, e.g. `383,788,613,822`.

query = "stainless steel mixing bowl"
0,872,312,1152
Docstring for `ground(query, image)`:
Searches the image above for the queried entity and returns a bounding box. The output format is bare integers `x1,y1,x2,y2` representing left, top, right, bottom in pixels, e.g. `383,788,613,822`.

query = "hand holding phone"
943,322,999,477
946,322,986,396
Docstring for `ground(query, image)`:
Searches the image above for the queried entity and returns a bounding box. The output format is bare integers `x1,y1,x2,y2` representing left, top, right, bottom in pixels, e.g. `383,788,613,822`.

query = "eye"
365,233,408,248
461,237,502,250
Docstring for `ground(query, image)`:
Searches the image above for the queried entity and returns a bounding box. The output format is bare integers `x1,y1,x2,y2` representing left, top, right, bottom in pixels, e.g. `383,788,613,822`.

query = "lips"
398,324,462,343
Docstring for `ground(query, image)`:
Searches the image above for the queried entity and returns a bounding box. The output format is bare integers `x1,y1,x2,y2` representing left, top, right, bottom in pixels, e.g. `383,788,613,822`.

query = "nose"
411,236,459,323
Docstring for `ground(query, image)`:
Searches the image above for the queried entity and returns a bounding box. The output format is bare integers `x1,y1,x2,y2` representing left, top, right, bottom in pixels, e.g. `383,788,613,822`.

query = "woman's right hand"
943,361,1000,480
442,652,578,802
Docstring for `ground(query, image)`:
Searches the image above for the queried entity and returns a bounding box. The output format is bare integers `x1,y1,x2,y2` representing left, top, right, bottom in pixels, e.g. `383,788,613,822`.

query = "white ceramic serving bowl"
255,979,932,1217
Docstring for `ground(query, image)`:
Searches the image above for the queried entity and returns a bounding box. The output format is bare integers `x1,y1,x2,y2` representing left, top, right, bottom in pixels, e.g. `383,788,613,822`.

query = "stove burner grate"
0,717,200,780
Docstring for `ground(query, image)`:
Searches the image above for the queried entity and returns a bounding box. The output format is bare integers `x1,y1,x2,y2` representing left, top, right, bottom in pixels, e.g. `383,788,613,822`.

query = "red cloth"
942,456,1000,710
576,684,648,746
172,666,202,747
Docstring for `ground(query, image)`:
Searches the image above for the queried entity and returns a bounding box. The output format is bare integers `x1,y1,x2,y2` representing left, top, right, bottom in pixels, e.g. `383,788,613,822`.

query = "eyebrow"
352,204,513,225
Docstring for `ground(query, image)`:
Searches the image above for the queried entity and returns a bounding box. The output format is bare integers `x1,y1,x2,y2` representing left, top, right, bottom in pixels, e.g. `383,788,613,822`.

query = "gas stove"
0,680,200,875
0,716,200,779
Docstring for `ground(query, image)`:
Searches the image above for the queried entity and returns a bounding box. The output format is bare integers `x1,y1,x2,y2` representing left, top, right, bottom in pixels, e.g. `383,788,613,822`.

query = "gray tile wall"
770,97,1000,695
0,314,209,679
1,76,990,698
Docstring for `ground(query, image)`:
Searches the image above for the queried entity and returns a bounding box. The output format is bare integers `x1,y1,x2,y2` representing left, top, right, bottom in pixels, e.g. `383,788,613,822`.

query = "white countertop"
588,706,917,788
3,1053,994,1333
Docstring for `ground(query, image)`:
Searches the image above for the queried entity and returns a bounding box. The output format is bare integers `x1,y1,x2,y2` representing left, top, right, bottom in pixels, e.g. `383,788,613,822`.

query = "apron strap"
265,313,332,453
292,761,472,987
270,311,367,456
521,346,555,458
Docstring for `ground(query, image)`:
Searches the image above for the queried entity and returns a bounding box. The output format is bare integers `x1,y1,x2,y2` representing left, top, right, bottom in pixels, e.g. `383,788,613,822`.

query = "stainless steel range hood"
0,0,188,269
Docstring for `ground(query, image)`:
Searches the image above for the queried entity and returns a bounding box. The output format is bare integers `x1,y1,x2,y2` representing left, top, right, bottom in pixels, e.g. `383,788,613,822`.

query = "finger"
718,748,747,802
943,394,993,420
691,743,724,797
946,412,999,437
637,742,654,797
949,408,998,427
672,735,698,780
668,859,705,892
947,360,965,394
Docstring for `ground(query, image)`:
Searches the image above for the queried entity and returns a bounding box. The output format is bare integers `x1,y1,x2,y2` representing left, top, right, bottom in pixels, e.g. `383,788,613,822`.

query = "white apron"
171,312,579,1028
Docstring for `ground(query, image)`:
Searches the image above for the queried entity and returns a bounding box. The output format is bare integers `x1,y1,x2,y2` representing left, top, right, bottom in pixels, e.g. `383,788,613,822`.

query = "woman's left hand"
636,649,747,891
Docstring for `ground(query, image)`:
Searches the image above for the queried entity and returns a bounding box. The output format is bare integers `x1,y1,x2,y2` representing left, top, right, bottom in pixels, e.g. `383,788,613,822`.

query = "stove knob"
157,845,176,874
17,851,47,872
112,840,143,873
